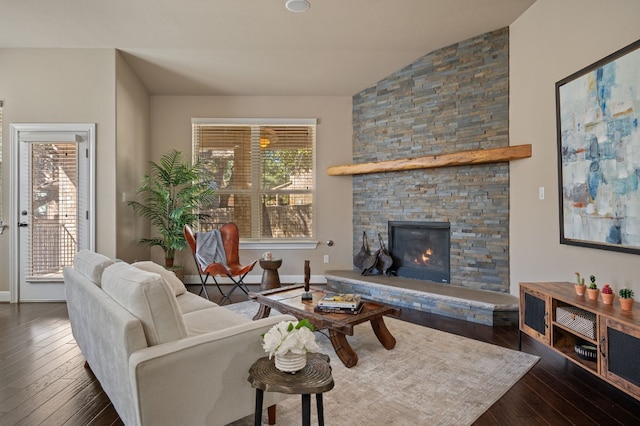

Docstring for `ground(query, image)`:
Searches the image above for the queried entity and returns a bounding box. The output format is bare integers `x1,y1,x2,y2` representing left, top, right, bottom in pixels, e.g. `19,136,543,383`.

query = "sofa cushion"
176,291,219,314
102,262,188,346
131,261,187,296
73,250,114,287
182,306,250,336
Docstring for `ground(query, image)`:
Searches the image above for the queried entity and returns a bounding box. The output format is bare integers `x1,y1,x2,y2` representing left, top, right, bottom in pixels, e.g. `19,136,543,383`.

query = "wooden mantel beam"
326,144,532,176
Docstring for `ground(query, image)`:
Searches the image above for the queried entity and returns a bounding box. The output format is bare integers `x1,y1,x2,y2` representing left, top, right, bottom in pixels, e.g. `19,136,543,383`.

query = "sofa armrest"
129,314,297,426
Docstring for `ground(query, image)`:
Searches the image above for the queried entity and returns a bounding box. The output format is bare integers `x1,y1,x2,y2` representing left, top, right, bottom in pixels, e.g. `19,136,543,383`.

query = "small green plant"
619,288,635,299
575,272,585,286
602,284,613,295
588,275,597,290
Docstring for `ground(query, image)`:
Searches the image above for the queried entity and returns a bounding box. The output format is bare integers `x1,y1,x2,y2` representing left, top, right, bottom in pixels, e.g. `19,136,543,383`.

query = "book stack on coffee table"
315,293,363,314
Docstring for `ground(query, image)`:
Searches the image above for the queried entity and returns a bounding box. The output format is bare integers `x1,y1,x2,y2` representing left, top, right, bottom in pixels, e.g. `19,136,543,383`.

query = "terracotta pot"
601,293,614,305
586,288,599,301
166,265,185,282
619,298,635,311
575,285,586,296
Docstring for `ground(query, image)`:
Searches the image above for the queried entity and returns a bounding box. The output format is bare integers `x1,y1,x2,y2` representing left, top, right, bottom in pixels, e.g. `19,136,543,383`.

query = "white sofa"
64,250,295,426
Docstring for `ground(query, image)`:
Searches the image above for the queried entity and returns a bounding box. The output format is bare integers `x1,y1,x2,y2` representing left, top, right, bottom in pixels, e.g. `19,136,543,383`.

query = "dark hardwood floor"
1,284,639,425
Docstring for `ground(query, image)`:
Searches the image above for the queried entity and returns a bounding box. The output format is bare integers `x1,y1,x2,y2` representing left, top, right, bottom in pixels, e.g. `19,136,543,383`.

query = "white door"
11,124,95,302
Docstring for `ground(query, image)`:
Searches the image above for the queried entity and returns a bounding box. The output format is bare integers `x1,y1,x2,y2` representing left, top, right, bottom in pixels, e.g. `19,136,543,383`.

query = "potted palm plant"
129,149,216,270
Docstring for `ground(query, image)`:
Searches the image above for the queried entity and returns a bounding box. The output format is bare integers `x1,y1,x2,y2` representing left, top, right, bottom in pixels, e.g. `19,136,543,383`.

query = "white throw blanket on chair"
195,229,228,271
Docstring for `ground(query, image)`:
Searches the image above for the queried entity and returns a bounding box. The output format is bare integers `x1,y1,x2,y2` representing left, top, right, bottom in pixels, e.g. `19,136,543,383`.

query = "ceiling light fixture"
285,0,310,13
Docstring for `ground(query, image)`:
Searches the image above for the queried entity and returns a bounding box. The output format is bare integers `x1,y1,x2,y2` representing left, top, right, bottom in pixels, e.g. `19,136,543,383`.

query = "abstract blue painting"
557,39,640,254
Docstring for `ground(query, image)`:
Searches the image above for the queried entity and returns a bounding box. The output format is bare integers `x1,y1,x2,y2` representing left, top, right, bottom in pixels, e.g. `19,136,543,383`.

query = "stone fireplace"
388,221,450,283
351,28,510,294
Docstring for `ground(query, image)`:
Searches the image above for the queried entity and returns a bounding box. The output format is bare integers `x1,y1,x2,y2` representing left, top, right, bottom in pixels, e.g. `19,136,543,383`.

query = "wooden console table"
519,282,640,400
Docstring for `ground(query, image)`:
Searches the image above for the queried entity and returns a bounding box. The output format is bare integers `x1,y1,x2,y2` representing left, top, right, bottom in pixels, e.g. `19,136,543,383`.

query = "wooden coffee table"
251,284,400,368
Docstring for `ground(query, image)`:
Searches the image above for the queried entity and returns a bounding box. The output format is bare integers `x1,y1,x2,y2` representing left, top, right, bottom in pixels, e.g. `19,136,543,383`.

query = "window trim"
192,118,317,126
240,240,319,250
192,118,318,247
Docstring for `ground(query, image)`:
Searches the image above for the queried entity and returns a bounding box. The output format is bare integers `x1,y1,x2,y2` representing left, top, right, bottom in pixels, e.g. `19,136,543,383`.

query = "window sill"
240,240,319,250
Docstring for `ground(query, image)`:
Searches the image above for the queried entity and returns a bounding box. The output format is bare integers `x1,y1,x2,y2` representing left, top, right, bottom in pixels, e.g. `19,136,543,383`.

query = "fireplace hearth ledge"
324,270,518,327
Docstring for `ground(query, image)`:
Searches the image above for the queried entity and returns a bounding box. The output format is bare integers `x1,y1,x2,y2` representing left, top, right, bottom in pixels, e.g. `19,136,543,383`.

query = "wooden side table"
247,353,334,426
253,258,282,320
259,258,282,290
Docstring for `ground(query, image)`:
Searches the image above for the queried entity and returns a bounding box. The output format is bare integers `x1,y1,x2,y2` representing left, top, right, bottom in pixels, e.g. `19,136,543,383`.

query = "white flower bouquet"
262,319,320,358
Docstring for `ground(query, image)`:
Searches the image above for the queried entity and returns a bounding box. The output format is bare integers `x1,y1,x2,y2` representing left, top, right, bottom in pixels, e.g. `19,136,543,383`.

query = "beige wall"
115,52,152,263
510,0,640,295
4,0,638,298
150,96,353,281
0,48,118,298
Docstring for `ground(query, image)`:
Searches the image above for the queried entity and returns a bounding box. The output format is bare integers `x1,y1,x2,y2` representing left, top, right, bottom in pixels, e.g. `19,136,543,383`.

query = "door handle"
18,222,28,227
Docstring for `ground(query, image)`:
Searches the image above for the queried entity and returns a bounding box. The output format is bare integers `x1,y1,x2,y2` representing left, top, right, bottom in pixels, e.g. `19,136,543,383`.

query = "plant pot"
586,288,599,301
575,285,586,296
619,298,635,311
275,352,307,373
601,293,614,305
166,265,185,283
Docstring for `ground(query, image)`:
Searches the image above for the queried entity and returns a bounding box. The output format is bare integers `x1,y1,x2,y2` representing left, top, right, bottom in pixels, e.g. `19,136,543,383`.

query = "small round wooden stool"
247,353,334,426
253,259,282,320
259,258,282,291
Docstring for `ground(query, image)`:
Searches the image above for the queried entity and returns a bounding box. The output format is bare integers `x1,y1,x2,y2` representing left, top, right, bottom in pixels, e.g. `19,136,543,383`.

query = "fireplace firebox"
388,221,451,283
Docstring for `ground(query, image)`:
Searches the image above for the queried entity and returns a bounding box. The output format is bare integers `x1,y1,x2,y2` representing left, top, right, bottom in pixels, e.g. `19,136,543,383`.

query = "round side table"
253,259,282,320
248,353,334,426
259,258,282,291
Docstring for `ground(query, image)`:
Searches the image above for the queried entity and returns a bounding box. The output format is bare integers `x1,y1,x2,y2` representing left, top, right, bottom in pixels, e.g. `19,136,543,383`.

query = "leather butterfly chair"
184,223,257,304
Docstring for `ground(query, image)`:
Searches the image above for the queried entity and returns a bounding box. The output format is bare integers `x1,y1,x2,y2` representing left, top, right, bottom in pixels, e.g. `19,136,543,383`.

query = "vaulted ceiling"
0,0,536,96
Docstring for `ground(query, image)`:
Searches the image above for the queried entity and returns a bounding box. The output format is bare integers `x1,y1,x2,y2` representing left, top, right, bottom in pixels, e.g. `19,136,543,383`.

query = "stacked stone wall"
352,28,510,292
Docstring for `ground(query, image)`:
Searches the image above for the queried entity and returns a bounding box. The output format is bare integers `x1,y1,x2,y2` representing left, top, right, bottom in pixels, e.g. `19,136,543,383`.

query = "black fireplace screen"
388,221,451,283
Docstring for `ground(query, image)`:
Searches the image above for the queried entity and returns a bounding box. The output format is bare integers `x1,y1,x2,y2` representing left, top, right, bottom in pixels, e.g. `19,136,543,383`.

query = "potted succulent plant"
574,272,586,296
601,284,614,305
618,288,635,311
129,149,216,270
586,275,599,301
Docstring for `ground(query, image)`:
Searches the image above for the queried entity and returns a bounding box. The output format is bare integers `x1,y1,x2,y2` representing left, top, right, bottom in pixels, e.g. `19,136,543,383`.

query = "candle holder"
301,260,313,301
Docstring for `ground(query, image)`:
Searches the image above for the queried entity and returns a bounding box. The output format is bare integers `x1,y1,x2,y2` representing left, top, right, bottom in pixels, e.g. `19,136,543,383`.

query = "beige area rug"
226,301,539,426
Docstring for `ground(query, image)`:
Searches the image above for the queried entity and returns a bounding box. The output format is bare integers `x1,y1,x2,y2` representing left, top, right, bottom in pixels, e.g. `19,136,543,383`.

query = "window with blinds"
192,119,316,239
29,142,78,275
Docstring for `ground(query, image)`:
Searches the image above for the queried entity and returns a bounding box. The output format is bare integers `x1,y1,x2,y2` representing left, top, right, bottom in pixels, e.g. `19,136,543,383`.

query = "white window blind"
192,119,316,239
27,141,79,276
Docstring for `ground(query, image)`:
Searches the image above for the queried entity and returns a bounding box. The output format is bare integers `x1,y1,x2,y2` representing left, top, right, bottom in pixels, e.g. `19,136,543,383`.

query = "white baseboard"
184,275,326,286
0,294,65,302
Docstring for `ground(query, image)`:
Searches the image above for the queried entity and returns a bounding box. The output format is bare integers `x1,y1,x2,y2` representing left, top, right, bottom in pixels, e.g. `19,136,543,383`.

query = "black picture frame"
556,38,640,255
